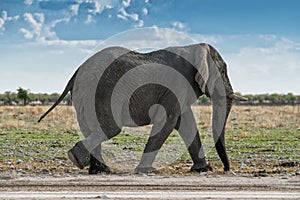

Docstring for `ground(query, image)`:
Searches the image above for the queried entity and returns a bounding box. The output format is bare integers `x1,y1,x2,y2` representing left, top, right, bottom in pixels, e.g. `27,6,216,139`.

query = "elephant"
38,43,247,174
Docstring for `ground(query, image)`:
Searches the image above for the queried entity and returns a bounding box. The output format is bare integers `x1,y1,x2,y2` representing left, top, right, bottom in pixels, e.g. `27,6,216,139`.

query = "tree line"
0,87,71,106
0,87,299,106
198,92,300,105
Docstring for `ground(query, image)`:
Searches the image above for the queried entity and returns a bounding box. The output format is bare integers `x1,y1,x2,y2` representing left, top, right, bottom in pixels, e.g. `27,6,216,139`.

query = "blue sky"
0,0,300,94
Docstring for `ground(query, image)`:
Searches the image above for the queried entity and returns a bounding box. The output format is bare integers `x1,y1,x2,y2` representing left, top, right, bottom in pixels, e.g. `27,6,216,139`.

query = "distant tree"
256,94,266,103
5,91,11,105
1,90,299,106
284,93,296,104
17,87,30,106
244,94,254,102
49,93,60,103
65,93,72,105
198,95,210,104
269,93,279,104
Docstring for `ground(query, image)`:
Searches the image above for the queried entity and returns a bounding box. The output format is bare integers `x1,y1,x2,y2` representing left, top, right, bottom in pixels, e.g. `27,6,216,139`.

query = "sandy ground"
0,174,299,199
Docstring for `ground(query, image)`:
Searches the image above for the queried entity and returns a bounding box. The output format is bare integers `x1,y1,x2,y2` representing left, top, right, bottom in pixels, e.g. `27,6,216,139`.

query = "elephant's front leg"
175,109,212,172
135,116,177,173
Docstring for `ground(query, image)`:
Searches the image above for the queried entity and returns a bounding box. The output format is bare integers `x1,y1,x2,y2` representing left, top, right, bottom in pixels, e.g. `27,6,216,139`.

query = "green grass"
0,129,81,161
226,128,300,160
1,127,299,173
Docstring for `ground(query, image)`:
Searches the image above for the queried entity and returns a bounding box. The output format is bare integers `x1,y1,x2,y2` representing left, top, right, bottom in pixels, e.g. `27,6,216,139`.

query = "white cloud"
135,20,144,28
84,14,95,24
117,7,139,21
41,19,62,40
259,34,277,41
34,13,45,24
39,39,98,47
142,8,148,15
153,26,196,45
117,13,127,20
105,5,113,9
1,10,20,22
1,0,150,44
93,1,102,14
82,0,117,15
172,21,186,30
223,36,300,94
70,4,80,16
130,13,139,21
19,28,34,39
122,0,131,8
24,0,33,6
189,33,221,45
21,13,44,40
23,13,42,31
9,15,20,21
20,12,72,42
0,18,5,31
117,7,144,28
0,11,20,32
2,11,7,20
87,27,197,54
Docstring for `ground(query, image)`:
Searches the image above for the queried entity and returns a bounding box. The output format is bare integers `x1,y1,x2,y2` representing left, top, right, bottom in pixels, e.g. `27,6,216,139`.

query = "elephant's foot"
68,141,90,169
190,163,213,172
89,163,111,174
134,166,158,174
89,155,111,174
224,166,230,172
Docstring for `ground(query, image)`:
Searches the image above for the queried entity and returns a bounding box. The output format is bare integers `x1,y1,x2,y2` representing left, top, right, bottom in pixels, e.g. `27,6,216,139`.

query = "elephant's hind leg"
87,128,121,174
68,118,92,169
89,144,111,174
68,140,90,169
68,131,113,174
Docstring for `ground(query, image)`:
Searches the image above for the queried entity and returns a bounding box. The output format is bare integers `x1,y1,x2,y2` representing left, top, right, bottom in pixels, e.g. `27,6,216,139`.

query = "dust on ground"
0,173,299,199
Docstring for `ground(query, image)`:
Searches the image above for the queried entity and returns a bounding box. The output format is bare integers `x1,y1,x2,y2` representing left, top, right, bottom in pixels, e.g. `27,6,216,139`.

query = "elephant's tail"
38,69,79,123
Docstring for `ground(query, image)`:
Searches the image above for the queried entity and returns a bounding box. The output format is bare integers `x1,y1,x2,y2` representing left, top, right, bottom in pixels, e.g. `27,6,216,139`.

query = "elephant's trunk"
211,94,232,171
211,91,247,171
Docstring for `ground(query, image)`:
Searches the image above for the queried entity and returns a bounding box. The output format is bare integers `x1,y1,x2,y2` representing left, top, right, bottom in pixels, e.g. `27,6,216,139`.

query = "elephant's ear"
195,44,210,93
195,44,222,96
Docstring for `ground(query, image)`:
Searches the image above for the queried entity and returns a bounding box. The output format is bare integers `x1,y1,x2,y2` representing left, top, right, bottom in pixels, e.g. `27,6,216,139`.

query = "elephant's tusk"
228,93,248,101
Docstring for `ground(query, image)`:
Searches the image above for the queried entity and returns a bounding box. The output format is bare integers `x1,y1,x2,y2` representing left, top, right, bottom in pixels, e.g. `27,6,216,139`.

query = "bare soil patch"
0,174,299,199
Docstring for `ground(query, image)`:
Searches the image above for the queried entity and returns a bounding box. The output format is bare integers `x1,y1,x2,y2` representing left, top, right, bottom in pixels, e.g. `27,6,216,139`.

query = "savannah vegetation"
0,88,299,106
0,102,299,177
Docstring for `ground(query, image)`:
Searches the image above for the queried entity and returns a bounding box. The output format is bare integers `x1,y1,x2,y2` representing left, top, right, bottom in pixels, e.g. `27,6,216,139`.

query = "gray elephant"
39,43,247,174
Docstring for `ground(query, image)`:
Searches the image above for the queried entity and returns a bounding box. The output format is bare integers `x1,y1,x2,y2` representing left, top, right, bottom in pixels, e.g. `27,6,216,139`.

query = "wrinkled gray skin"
39,43,247,174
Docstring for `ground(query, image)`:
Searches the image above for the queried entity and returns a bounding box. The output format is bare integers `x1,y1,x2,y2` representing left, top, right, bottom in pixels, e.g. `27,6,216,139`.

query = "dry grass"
192,105,300,130
0,105,78,131
1,105,298,131
230,105,299,129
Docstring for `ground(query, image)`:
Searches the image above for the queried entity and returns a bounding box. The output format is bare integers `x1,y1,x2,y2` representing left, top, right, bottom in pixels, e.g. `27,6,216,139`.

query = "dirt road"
0,174,299,199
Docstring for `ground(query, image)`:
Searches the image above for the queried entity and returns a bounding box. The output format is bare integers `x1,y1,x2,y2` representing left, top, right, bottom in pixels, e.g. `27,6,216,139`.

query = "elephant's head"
195,44,247,171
